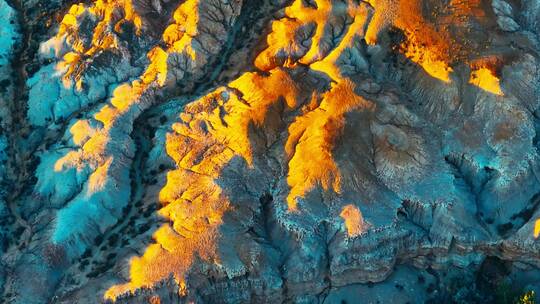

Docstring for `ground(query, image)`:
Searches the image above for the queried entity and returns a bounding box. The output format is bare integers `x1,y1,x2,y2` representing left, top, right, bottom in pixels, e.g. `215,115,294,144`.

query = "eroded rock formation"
1,0,540,303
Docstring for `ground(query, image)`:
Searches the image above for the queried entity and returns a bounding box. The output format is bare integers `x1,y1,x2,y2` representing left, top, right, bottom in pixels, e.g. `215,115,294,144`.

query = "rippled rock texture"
1,0,540,303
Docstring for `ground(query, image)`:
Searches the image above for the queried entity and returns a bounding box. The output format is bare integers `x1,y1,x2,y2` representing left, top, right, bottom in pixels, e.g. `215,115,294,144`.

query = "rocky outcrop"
1,0,540,303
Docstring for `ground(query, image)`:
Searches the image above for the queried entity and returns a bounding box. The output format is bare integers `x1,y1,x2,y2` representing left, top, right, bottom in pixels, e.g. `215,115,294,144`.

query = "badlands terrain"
0,0,540,303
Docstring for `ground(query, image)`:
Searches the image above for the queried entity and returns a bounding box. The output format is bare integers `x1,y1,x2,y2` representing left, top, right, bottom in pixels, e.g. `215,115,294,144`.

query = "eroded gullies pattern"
2,0,540,303
107,0,540,301
37,0,241,253
5,0,242,302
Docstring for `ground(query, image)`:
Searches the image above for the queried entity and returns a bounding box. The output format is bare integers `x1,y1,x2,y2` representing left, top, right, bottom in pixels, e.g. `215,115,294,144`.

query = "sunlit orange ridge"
365,0,503,94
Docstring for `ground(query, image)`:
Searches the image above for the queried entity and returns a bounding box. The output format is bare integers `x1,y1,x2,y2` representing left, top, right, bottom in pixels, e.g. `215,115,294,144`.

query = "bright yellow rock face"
340,204,370,237
285,80,373,210
366,0,505,89
469,67,504,96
